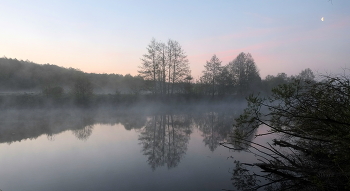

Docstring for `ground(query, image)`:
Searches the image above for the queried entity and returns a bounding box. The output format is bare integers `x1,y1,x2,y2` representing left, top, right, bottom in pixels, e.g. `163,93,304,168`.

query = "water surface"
0,106,261,191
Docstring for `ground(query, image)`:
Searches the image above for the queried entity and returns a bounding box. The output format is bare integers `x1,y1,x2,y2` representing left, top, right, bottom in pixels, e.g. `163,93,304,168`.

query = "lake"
0,104,266,191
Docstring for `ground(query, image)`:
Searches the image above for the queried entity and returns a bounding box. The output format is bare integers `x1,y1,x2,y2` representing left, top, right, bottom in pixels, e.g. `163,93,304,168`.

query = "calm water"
0,105,265,191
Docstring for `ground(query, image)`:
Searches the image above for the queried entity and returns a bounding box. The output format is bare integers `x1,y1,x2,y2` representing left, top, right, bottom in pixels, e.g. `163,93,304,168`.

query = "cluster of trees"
198,53,261,97
222,74,350,190
262,68,315,93
138,38,191,95
137,39,263,97
138,39,315,98
0,42,317,107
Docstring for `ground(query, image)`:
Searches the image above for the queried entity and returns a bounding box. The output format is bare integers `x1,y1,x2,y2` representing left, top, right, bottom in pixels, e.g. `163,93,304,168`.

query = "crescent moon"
321,17,324,21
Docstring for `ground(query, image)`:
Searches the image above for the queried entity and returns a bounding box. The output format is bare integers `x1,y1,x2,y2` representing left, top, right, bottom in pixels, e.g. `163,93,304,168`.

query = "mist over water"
0,103,260,191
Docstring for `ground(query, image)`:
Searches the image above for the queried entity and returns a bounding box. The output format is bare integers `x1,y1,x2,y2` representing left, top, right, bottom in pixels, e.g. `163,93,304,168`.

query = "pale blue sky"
0,0,349,79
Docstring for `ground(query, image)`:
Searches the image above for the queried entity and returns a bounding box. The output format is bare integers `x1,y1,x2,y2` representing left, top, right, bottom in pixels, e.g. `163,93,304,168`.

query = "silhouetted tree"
227,52,261,96
262,72,290,94
217,65,234,96
138,38,161,94
167,39,191,94
138,39,191,95
296,68,315,81
200,55,222,97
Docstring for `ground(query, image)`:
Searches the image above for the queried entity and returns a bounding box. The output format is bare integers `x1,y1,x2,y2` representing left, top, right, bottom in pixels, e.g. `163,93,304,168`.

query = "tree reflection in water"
194,110,236,151
71,115,95,141
0,106,257,172
72,125,94,141
138,114,192,170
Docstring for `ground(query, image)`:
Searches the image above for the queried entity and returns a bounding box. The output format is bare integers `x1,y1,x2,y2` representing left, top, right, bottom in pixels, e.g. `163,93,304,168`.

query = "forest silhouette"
0,42,314,108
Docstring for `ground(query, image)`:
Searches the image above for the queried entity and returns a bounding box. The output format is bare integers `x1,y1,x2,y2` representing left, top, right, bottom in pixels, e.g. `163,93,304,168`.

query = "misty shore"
0,93,249,109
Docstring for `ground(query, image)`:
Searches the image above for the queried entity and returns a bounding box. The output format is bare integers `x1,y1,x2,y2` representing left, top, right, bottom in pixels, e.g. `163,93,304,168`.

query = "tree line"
0,57,145,94
198,53,260,97
0,39,316,106
138,39,316,98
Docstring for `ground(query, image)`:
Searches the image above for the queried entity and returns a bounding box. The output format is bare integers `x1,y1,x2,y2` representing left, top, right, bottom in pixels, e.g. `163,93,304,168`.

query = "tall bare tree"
139,38,191,95
138,38,160,94
168,40,190,94
158,42,167,95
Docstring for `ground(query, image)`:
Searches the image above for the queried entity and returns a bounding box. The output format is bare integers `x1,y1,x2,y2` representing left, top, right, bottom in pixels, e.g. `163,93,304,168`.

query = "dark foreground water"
0,105,267,191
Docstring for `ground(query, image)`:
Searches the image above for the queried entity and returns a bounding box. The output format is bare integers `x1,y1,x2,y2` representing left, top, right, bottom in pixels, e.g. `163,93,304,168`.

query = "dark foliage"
222,74,350,190
0,57,146,94
73,74,93,106
0,56,317,108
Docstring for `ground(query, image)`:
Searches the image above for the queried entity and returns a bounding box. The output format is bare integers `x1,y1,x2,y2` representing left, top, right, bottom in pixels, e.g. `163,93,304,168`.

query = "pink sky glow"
0,1,349,80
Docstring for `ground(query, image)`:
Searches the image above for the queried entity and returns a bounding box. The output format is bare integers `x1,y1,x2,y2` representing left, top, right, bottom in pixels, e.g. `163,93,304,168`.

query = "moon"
321,17,324,21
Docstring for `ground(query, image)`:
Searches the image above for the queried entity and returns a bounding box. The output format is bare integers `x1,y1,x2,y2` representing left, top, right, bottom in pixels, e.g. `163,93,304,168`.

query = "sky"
0,0,349,79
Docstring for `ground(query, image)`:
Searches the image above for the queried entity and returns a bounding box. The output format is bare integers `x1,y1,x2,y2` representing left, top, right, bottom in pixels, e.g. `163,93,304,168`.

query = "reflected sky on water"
0,106,262,191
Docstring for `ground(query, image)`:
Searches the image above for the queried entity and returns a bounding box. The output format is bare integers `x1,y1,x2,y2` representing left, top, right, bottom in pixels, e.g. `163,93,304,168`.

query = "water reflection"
0,109,97,143
0,106,255,170
72,125,94,141
194,111,235,151
139,114,192,170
